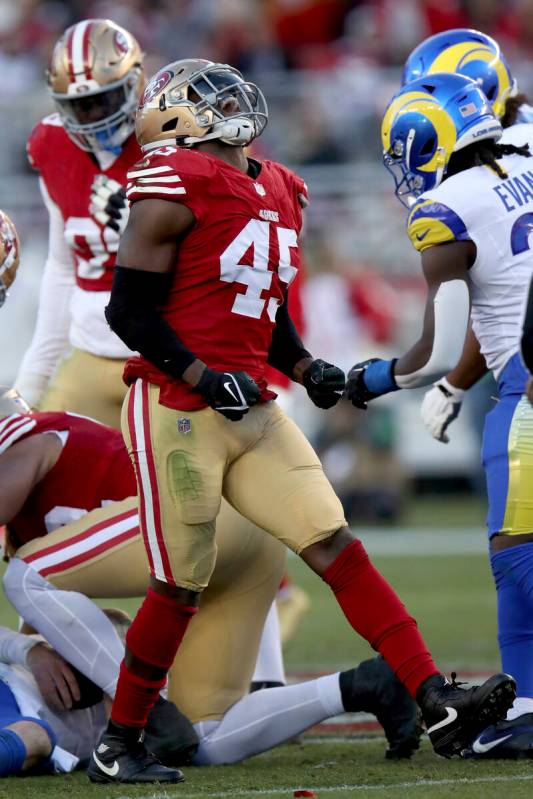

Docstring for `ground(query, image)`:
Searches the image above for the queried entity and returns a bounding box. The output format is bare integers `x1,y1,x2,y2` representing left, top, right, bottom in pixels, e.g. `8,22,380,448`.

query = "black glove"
345,358,384,409
302,359,345,409
196,368,261,421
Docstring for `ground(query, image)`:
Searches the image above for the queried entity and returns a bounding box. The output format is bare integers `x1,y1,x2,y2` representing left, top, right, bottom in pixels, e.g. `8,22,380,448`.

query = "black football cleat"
144,696,199,767
417,672,516,758
87,725,184,784
464,712,533,759
340,656,422,759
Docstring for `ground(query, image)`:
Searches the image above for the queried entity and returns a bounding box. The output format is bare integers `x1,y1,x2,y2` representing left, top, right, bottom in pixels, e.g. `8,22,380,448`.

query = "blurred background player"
346,69,533,758
13,19,143,427
0,210,20,310
0,398,421,769
401,29,533,756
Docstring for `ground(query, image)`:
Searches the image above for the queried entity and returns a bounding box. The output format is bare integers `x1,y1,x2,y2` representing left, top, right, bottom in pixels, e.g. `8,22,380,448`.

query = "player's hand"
196,368,261,421
420,377,464,443
90,175,129,234
27,642,81,712
345,358,384,409
302,359,345,409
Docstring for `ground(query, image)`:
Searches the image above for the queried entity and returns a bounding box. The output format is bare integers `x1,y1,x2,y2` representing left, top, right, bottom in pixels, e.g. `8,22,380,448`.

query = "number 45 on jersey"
220,219,298,321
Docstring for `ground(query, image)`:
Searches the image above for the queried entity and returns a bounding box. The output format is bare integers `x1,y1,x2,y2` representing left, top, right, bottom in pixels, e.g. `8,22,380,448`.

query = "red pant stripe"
23,507,138,564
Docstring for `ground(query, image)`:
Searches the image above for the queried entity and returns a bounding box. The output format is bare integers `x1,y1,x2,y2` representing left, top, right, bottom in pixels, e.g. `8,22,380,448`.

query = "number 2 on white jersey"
220,219,298,320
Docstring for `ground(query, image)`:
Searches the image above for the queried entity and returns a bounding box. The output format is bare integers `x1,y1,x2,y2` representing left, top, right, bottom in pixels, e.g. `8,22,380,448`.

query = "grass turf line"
3,741,533,799
0,509,507,799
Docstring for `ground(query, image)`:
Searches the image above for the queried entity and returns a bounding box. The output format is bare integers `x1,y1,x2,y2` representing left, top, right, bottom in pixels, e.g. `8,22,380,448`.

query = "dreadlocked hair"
445,139,531,181
501,93,529,128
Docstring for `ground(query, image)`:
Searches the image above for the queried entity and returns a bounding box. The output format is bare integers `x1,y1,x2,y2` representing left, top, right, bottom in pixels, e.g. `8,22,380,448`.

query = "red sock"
323,539,439,697
112,663,167,728
111,588,197,727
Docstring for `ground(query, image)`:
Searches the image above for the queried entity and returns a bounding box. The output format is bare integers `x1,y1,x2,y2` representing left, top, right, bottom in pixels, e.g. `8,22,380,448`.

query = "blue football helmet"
382,72,502,206
402,28,517,120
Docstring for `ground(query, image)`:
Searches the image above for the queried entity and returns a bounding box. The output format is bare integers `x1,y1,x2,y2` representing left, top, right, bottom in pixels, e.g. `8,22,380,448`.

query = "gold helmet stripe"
428,41,511,119
382,90,435,151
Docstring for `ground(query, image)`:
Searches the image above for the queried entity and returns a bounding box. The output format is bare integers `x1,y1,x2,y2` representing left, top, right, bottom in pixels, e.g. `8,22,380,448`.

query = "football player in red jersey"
89,59,515,783
14,19,143,428
0,395,422,774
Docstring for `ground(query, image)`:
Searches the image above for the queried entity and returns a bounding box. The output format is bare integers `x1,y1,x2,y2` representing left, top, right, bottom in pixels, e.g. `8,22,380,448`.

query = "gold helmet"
0,210,20,308
47,18,144,154
136,59,268,151
0,388,31,418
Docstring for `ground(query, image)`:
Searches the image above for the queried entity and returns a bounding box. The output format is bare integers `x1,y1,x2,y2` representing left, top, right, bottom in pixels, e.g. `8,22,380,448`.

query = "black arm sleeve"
522,276,533,374
267,296,311,380
105,266,197,379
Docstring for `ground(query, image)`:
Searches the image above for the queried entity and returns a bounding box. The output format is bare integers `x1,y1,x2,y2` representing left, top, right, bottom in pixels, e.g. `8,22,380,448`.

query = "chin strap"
184,117,256,147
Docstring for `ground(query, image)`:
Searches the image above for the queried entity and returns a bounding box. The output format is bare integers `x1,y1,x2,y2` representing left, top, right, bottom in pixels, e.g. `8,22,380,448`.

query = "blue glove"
346,358,399,409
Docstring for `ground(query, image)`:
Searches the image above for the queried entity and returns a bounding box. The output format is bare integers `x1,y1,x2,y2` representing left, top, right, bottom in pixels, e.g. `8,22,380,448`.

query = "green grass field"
2,498,530,799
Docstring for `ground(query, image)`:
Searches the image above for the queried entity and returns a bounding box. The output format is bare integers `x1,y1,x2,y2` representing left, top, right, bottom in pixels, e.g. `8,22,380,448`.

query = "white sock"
506,696,533,720
193,672,343,765
3,558,123,695
251,601,285,684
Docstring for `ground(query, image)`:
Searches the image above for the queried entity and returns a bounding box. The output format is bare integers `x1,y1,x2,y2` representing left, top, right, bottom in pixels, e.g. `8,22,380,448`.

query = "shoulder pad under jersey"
501,121,533,151
126,147,213,203
0,414,37,455
516,104,533,125
266,160,309,208
26,114,64,172
407,198,471,253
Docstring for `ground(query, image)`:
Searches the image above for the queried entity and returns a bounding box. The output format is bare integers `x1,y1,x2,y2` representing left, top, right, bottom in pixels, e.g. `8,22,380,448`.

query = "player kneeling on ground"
0,397,421,781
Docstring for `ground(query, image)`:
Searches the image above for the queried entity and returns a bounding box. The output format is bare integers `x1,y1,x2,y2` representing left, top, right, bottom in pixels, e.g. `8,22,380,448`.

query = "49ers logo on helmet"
0,217,18,272
140,70,173,108
114,30,129,56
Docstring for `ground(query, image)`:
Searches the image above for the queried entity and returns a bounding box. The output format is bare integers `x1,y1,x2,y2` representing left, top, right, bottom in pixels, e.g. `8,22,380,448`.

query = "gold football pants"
122,380,347,590
16,497,285,722
40,348,127,430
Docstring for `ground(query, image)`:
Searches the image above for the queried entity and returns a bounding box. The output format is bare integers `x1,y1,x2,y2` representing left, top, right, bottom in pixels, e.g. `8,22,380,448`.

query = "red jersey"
0,412,134,548
125,146,307,411
27,114,141,292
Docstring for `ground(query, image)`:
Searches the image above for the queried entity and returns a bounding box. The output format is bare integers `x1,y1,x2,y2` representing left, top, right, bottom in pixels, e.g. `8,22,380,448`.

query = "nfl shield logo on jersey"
177,417,191,435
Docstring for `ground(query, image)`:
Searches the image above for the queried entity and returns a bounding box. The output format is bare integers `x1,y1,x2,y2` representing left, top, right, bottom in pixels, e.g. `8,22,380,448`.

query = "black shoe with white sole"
417,672,516,758
464,712,533,759
87,724,184,784
340,656,422,759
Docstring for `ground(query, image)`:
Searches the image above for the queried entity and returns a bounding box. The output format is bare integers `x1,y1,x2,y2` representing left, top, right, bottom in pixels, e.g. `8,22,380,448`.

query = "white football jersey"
407,127,533,379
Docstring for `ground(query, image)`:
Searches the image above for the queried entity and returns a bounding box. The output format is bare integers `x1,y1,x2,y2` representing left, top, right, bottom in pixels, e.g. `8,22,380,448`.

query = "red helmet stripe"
70,20,92,79
66,26,75,82
82,21,93,79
